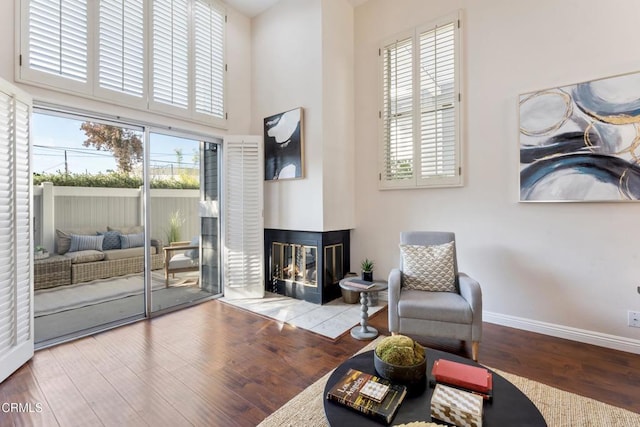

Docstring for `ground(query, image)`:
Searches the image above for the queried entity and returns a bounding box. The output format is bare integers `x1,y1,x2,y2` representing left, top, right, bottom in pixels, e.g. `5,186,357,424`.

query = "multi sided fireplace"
264,229,350,304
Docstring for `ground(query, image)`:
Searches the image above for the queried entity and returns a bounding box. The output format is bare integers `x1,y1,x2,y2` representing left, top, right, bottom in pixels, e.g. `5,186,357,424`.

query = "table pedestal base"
351,325,378,340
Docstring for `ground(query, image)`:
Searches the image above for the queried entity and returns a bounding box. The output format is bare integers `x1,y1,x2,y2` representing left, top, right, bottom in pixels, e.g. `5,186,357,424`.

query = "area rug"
257,338,640,427
220,292,386,340
34,271,182,317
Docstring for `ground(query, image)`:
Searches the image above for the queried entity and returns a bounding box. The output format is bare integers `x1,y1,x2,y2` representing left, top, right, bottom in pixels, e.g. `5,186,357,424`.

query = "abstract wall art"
264,107,304,181
519,71,640,202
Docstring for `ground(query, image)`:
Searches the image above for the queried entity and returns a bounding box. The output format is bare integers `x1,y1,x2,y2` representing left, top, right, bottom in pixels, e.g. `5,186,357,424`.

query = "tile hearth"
220,292,387,339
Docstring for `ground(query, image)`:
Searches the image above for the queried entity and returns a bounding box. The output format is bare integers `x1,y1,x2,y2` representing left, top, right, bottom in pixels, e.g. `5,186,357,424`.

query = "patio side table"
34,254,72,290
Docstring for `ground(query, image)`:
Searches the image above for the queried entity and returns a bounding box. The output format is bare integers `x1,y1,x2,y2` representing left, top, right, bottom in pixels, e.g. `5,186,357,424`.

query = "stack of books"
326,368,407,425
430,359,493,400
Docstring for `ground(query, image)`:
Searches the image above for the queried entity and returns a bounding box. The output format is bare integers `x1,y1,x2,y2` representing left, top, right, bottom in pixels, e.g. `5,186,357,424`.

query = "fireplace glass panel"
324,244,344,287
271,242,317,287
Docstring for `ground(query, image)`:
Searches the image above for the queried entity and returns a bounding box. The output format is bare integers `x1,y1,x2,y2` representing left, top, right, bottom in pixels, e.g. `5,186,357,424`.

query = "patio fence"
34,182,200,252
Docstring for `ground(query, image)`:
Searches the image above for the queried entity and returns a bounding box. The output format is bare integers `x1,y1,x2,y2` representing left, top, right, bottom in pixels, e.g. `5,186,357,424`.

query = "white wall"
252,0,356,232
0,2,252,136
252,0,325,231
321,0,355,231
353,0,640,353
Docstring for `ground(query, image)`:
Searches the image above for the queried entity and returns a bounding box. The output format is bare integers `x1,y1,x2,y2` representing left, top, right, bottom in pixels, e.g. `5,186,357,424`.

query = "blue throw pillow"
98,231,122,250
69,234,104,252
120,232,145,249
185,236,199,259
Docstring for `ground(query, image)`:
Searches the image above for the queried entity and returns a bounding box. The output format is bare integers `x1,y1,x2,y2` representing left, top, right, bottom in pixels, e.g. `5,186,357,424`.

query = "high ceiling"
225,0,368,18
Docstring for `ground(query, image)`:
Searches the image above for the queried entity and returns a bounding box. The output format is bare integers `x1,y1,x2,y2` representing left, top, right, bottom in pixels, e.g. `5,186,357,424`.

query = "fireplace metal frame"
264,229,350,304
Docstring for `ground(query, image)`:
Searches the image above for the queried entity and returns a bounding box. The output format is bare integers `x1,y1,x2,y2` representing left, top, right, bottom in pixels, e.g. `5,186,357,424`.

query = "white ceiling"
225,0,369,18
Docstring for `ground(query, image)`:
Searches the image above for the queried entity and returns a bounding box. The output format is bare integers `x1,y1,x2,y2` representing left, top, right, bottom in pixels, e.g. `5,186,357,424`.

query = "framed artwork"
264,107,304,181
519,71,640,202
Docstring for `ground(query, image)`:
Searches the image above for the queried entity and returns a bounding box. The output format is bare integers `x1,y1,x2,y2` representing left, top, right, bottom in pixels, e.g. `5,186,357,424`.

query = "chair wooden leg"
472,341,480,362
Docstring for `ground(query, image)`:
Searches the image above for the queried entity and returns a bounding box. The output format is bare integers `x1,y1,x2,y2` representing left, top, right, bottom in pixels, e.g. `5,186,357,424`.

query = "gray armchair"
388,231,482,361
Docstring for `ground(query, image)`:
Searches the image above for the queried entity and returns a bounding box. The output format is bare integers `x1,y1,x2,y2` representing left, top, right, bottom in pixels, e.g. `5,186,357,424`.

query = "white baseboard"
484,311,640,355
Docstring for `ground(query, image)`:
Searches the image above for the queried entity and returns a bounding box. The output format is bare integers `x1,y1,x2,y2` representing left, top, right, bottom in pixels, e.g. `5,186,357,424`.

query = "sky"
32,113,201,175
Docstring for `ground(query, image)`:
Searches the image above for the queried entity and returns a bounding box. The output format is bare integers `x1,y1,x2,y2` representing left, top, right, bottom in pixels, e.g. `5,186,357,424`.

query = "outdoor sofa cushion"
69,234,104,252
102,246,157,261
108,225,144,234
56,227,107,254
64,250,106,264
98,230,122,250
120,232,145,249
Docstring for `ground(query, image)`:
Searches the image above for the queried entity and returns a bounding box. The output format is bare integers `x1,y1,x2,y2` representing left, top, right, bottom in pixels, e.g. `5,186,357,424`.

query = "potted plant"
361,258,374,282
34,245,49,260
165,210,185,244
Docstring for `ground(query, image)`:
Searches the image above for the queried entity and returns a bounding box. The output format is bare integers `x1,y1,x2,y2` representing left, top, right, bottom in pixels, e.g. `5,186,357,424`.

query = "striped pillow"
69,234,104,252
120,232,145,249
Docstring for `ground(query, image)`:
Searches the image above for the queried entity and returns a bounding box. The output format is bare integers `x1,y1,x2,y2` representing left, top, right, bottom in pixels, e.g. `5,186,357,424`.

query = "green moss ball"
375,335,425,366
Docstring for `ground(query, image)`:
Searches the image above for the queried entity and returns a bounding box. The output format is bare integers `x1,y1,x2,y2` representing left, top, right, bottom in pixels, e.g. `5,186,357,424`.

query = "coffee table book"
326,368,407,425
343,278,375,289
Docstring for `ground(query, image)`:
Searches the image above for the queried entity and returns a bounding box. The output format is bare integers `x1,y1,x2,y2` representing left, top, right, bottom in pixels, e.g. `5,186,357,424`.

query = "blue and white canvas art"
264,107,304,181
519,71,640,202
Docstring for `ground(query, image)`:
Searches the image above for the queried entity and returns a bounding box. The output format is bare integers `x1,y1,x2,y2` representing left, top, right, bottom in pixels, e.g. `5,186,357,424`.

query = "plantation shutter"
379,12,462,189
418,21,459,184
0,79,33,384
152,0,189,109
381,35,414,186
22,0,88,92
97,0,145,100
222,136,264,300
194,0,225,119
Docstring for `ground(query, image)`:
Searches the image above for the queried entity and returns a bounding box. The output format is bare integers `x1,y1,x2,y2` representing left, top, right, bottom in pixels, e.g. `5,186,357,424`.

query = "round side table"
339,278,388,340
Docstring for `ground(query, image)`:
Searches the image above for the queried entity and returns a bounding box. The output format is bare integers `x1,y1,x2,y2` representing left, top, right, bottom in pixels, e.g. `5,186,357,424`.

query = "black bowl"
373,351,427,385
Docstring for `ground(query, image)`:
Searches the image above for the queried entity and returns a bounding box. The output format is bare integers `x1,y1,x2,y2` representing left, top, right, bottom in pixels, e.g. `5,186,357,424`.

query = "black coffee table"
323,349,547,426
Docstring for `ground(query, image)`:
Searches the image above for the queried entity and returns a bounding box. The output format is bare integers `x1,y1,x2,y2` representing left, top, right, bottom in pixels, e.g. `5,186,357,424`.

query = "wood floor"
1,299,639,426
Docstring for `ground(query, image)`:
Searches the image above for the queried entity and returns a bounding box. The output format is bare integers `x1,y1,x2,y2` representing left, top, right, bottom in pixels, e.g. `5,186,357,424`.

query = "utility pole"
64,150,68,174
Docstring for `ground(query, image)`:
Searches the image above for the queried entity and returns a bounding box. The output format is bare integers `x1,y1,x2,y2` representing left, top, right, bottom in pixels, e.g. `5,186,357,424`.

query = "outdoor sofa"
54,225,164,285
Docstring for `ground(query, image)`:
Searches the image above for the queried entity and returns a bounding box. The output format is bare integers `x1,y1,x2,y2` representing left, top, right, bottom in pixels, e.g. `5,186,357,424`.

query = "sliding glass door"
32,110,222,346
148,132,221,314
32,112,147,345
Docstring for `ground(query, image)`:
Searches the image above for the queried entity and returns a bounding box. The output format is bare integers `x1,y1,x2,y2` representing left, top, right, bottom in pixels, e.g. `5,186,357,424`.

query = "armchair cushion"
400,241,456,292
398,289,472,324
184,236,199,259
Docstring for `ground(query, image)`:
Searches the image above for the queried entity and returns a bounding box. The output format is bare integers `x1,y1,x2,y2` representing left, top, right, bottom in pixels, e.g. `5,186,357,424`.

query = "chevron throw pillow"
400,241,456,292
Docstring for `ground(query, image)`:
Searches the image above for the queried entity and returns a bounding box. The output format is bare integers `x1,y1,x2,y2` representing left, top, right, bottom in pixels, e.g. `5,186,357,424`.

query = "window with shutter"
194,0,225,119
152,0,189,110
18,0,226,127
380,11,463,189
98,0,145,101
381,35,414,185
0,79,33,384
22,0,88,92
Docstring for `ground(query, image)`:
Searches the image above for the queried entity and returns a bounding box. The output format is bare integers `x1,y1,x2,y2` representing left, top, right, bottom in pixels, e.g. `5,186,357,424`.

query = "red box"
431,359,492,395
